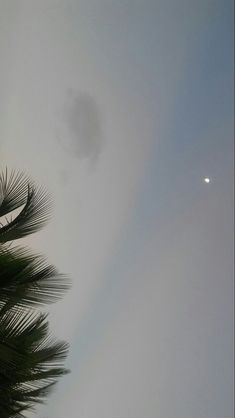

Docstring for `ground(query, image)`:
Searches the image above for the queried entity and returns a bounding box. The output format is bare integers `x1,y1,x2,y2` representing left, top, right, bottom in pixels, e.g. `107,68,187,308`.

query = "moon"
204,177,211,183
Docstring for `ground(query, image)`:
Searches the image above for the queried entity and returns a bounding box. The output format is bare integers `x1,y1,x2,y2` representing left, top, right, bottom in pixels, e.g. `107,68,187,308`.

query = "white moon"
204,177,211,183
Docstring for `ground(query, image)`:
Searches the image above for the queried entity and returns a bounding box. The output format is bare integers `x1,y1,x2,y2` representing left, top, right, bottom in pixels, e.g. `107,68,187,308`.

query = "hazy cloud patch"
58,90,104,163
58,169,70,187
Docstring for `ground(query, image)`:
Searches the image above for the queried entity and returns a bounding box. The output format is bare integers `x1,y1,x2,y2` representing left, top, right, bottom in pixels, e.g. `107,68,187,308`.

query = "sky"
0,1,234,417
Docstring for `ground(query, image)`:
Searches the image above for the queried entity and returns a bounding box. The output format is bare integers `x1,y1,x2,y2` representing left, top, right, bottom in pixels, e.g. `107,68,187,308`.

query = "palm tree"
0,169,70,417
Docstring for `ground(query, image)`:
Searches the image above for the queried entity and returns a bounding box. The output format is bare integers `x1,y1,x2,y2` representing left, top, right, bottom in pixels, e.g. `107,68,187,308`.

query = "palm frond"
0,168,70,417
0,169,28,218
0,247,70,312
0,308,69,417
0,182,51,243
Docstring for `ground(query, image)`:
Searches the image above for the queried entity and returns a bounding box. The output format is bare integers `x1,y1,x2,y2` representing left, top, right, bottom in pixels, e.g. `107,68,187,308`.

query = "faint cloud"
58,90,104,163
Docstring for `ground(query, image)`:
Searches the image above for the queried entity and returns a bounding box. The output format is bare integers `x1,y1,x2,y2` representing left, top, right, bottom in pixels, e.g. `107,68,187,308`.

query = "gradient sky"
0,1,234,417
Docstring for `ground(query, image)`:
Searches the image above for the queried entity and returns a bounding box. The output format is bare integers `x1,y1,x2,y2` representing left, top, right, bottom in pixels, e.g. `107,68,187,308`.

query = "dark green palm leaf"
0,181,51,244
0,169,70,417
0,247,70,312
0,308,69,417
0,169,28,218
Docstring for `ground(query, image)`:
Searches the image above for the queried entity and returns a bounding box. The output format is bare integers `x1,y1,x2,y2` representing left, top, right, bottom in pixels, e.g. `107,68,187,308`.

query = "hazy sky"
0,1,234,417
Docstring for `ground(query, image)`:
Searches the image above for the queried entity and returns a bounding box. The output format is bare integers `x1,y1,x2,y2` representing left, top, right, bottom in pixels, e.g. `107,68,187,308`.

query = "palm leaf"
0,247,70,312
0,308,69,417
0,169,28,218
0,169,70,417
0,179,51,244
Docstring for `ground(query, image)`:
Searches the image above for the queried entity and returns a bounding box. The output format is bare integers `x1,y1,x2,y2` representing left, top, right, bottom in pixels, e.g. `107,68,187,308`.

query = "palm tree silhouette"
0,169,70,417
